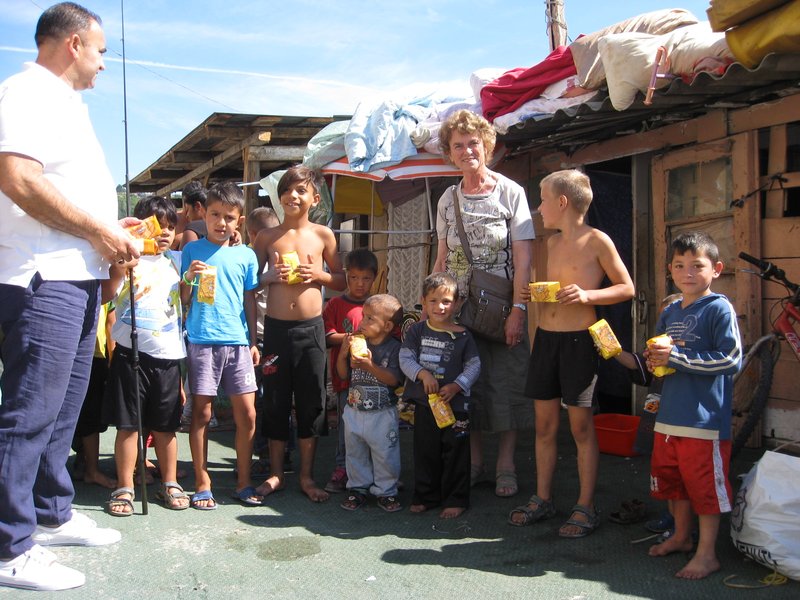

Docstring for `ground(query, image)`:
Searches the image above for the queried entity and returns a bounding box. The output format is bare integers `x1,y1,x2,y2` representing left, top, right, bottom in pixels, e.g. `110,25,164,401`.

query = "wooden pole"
545,0,568,51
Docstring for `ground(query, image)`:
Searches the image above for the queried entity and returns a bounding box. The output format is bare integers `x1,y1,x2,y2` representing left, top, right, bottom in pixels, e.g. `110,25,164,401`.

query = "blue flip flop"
231,486,264,506
190,489,218,511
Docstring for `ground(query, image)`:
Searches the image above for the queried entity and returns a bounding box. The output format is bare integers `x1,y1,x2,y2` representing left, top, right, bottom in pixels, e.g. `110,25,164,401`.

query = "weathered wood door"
651,133,761,345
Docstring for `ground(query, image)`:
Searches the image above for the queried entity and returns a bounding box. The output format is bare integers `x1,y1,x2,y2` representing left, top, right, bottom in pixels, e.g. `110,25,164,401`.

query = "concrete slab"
11,414,797,599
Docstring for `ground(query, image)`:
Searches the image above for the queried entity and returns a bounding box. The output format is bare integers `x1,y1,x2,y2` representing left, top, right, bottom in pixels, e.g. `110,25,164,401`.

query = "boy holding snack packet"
323,248,379,493
512,169,634,537
645,231,741,580
181,182,261,509
253,166,346,503
400,272,481,519
336,294,404,512
103,196,187,515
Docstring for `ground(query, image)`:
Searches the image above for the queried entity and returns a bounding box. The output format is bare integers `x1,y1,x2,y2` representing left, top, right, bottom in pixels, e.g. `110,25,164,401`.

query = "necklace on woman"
462,173,496,196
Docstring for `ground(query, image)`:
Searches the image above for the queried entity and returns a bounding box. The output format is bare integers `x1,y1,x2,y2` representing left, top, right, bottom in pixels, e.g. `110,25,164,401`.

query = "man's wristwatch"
512,302,527,312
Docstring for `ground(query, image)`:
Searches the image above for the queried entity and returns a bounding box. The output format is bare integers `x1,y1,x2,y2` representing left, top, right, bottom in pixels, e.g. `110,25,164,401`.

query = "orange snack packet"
197,266,217,305
529,281,560,302
281,251,303,285
588,318,622,360
349,335,368,359
647,334,676,377
126,214,162,240
428,393,456,429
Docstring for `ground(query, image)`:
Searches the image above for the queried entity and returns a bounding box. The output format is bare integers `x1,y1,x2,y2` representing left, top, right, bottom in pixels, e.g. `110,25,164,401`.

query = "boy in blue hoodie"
646,231,741,580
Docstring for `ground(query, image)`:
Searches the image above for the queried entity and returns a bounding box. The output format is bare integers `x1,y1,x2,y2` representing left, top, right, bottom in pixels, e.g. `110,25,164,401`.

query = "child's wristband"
182,271,197,286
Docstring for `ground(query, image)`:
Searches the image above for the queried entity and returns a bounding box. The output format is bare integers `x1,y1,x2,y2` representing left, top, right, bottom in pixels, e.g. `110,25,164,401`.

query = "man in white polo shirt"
0,2,140,592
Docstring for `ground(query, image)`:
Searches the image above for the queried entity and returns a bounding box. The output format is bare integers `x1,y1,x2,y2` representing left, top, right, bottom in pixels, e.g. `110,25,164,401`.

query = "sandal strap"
162,482,188,498
110,487,135,499
569,504,597,519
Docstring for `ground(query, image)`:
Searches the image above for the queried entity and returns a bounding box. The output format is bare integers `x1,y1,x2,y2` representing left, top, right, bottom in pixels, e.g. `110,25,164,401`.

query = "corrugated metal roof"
499,53,800,156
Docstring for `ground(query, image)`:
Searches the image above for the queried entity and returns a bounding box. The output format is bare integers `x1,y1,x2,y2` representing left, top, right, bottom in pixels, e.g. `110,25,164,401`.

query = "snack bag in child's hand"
428,393,456,429
133,238,158,256
349,334,368,359
197,266,216,305
588,318,622,359
646,334,676,377
126,214,162,239
529,281,560,302
281,251,303,285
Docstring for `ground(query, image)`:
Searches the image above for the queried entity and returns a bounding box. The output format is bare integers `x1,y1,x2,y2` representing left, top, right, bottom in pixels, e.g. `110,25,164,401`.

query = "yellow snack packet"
281,251,303,285
349,334,369,359
588,318,622,360
529,281,560,302
428,393,456,429
197,266,217,305
647,334,676,377
126,214,162,239
133,238,158,256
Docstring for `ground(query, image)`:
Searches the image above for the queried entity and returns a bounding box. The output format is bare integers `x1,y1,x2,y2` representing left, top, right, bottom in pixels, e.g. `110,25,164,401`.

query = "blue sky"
1,0,712,186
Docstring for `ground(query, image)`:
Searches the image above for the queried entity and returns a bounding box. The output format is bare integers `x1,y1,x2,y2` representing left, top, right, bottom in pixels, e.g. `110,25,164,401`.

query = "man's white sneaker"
32,510,122,547
0,544,85,591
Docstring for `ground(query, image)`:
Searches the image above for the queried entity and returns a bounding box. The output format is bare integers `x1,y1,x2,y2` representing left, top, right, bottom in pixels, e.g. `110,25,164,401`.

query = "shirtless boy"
509,169,634,537
253,166,345,502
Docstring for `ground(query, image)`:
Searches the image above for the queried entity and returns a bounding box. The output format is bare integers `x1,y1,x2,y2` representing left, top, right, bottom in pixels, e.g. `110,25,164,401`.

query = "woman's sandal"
558,504,599,538
156,482,190,511
507,494,556,526
495,471,518,497
340,491,367,511
106,487,135,517
608,499,645,525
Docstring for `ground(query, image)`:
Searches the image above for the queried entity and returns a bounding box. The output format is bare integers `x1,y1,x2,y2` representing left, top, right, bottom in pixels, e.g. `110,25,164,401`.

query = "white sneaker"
32,510,121,547
0,544,85,591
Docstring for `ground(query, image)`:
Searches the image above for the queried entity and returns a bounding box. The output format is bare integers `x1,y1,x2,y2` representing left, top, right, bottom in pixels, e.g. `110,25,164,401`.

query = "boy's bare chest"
548,241,601,284
270,230,324,262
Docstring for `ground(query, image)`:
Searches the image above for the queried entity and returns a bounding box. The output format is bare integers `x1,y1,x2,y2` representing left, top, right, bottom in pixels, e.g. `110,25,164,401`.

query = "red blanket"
481,46,577,122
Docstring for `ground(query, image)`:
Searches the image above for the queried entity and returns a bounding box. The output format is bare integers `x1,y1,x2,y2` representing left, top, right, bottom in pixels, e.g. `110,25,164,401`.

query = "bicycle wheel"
731,337,778,459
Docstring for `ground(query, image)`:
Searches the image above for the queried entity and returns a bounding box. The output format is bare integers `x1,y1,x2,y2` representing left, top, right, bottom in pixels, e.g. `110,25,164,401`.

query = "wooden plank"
246,146,307,162
760,172,800,190
732,132,761,345
770,352,800,402
155,131,271,196
762,217,800,257
766,125,787,218
651,155,669,309
728,92,800,133
570,111,728,166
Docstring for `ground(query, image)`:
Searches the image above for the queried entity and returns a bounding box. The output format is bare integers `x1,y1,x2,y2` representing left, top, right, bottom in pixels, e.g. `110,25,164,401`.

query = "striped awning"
321,152,460,181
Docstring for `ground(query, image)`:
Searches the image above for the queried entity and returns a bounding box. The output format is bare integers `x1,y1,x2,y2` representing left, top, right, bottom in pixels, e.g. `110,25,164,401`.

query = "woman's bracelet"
182,271,197,286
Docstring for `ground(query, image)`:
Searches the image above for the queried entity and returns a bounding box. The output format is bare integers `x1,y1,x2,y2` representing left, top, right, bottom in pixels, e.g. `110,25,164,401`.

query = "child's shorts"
187,343,257,397
261,315,327,440
650,432,733,514
525,328,598,407
103,345,182,432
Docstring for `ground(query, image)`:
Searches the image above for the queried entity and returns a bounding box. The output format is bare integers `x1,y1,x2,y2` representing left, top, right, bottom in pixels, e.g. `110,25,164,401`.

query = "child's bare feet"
410,504,428,513
675,554,721,580
255,475,285,497
300,478,329,503
439,507,465,519
83,470,117,489
649,535,694,557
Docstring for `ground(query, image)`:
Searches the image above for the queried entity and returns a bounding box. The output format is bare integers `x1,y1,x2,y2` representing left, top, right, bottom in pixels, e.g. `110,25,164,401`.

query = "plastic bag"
730,446,800,580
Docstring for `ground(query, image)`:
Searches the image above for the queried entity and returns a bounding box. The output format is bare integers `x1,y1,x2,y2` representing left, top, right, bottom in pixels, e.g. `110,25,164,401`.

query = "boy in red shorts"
646,231,741,579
